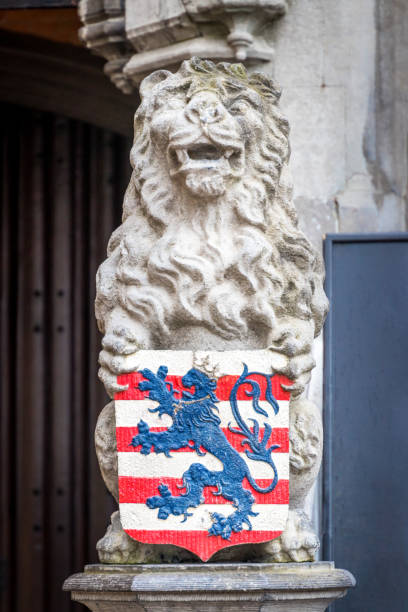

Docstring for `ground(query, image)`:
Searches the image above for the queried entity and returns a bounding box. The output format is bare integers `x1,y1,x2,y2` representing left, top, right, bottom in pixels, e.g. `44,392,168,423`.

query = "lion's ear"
139,70,172,99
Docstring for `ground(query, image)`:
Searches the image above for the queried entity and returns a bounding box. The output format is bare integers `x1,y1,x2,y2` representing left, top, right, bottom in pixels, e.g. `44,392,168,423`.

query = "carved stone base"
63,562,355,611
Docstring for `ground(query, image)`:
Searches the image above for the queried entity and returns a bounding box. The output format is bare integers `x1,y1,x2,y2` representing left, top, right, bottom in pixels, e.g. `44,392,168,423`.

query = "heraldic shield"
114,350,291,561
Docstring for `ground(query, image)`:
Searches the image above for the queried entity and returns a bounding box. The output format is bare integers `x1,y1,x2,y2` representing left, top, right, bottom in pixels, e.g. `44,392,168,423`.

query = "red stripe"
119,476,289,505
216,374,291,401
116,426,289,453
124,528,283,561
115,373,291,401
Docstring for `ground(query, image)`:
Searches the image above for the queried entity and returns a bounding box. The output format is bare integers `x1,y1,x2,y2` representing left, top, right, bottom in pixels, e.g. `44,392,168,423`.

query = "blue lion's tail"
229,364,282,495
245,462,279,494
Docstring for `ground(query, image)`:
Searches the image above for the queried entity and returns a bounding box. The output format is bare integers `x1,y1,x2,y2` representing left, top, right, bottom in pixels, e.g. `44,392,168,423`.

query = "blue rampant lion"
130,364,281,540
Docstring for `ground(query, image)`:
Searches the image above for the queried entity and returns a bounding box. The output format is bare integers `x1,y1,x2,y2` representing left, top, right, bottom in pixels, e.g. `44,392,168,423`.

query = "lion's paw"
97,511,149,564
263,509,319,562
98,320,142,398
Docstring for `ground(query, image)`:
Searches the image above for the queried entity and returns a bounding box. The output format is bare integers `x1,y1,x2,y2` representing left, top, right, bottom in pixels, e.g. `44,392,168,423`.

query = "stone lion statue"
95,57,328,563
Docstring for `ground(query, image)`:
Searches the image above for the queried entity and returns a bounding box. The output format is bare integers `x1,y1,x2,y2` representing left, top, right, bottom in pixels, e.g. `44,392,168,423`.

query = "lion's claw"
209,512,251,540
98,365,129,399
209,513,232,539
130,420,152,454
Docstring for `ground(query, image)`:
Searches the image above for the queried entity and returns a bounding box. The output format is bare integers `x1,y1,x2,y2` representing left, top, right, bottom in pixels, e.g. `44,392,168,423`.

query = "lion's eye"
229,100,251,114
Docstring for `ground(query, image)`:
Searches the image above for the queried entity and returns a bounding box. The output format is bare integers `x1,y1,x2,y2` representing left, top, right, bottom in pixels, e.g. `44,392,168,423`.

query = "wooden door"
0,102,131,612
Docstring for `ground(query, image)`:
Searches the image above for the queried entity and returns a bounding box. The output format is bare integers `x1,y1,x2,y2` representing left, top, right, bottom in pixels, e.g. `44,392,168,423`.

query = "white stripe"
194,350,288,377
118,450,289,480
122,350,288,377
129,351,193,375
120,502,288,532
115,400,289,429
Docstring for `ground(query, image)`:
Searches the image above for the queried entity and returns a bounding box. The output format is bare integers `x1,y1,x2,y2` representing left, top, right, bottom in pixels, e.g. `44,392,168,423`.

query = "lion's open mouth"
187,143,222,161
168,140,243,176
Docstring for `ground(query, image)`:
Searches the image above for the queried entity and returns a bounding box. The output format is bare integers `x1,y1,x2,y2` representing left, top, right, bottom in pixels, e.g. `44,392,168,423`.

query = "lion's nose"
186,93,226,125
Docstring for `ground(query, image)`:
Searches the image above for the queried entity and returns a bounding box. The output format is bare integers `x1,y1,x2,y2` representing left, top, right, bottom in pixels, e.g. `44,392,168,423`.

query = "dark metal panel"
0,102,131,612
323,233,408,611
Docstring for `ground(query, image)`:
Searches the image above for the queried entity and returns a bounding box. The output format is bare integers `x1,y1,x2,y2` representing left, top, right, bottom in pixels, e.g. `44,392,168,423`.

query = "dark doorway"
323,234,408,610
0,102,132,612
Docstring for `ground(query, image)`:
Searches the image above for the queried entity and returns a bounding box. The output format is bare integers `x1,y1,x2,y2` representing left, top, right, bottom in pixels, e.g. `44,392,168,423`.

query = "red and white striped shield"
114,350,290,561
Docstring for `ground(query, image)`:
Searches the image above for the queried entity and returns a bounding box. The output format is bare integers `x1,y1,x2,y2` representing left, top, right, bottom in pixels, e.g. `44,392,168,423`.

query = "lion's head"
130,58,287,209
96,58,328,354
124,58,294,226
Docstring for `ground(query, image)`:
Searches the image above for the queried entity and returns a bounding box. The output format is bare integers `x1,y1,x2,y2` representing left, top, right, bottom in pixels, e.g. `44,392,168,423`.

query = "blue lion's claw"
209,510,255,539
129,419,152,453
158,484,171,497
242,517,253,530
138,420,149,432
157,507,170,519
157,365,168,379
138,380,152,391
209,513,233,540
181,512,193,523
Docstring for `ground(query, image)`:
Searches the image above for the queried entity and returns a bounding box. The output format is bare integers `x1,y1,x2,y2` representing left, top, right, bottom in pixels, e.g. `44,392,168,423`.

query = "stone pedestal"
63,562,355,611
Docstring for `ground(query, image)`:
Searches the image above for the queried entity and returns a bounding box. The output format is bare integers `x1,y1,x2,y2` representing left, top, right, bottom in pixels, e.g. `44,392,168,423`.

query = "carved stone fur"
95,58,328,563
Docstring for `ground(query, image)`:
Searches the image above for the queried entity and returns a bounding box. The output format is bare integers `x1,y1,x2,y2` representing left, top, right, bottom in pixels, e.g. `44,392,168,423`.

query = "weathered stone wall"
78,0,407,244
263,0,407,541
271,0,407,249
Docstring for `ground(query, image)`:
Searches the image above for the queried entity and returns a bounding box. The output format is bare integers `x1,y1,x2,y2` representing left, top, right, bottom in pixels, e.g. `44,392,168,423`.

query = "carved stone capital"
78,0,288,92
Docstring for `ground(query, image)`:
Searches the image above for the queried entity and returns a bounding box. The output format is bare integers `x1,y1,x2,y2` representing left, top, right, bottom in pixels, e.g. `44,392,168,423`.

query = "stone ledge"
78,0,289,92
63,562,355,611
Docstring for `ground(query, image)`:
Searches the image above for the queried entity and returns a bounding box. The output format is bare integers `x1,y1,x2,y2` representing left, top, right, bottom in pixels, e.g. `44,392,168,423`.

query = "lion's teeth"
225,149,234,158
176,149,189,163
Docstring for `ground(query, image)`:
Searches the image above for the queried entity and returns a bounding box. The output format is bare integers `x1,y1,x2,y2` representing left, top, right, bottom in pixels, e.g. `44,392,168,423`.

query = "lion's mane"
96,58,328,350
